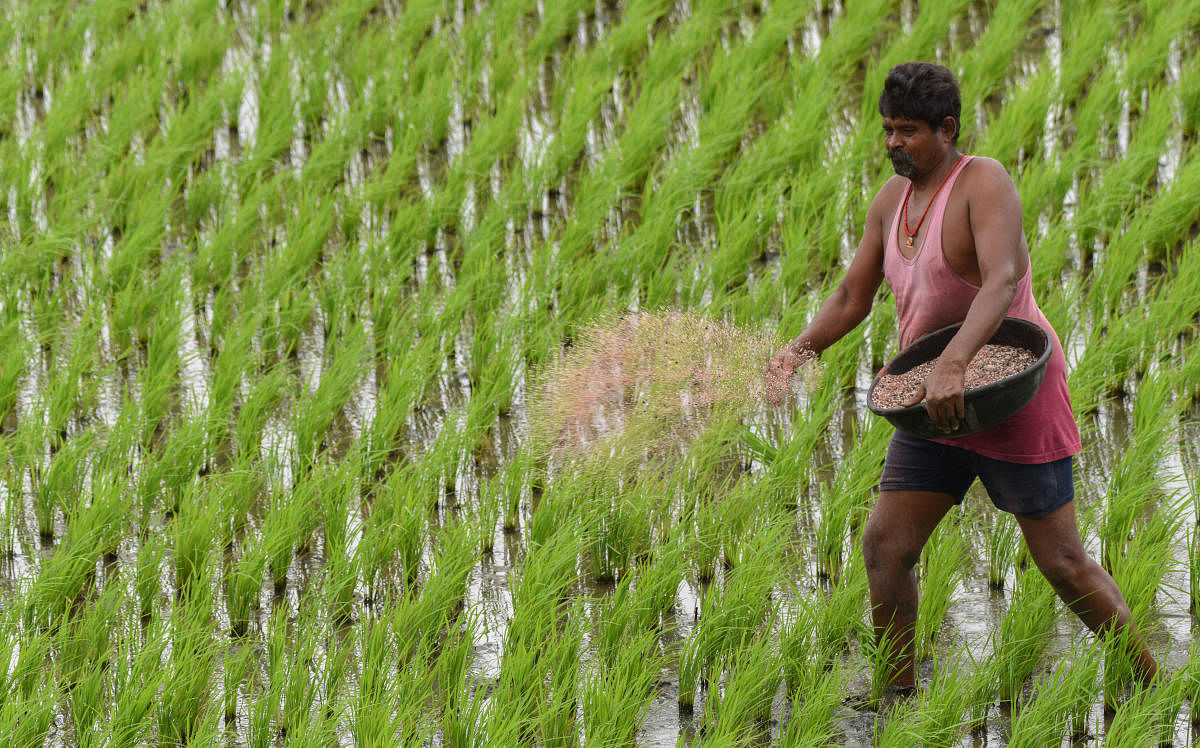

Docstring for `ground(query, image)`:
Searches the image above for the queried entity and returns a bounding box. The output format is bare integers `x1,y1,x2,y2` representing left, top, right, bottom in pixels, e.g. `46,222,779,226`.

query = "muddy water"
2,0,1199,745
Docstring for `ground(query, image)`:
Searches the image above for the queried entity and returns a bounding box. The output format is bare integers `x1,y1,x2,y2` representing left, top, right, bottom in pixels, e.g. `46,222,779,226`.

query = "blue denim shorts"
879,430,1074,518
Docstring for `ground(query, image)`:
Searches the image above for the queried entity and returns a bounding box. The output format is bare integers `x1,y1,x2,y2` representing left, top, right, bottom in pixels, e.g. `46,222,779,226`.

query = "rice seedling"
699,629,784,743
157,600,219,747
679,517,786,710
581,626,663,746
59,583,123,743
815,415,889,582
996,565,1060,704
259,480,303,592
916,518,967,659
1190,523,1199,616
105,614,166,747
173,482,223,600
1006,639,1101,746
779,659,848,747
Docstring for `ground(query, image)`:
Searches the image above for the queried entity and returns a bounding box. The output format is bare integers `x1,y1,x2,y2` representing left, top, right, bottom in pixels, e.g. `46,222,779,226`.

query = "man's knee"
862,513,920,572
1032,547,1090,593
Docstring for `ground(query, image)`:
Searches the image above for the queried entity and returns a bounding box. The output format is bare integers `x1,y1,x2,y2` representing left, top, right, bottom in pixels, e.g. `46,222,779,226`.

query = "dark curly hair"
878,62,961,145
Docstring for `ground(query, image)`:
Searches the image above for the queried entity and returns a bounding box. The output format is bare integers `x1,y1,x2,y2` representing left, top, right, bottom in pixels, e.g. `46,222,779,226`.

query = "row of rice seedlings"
2,0,1200,739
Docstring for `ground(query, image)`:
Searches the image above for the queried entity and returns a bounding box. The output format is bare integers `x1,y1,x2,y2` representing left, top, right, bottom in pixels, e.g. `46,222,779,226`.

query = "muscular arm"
920,158,1028,429
766,182,897,401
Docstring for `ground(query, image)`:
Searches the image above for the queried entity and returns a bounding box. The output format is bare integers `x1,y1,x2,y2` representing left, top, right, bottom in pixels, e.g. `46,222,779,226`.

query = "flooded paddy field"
2,0,1200,744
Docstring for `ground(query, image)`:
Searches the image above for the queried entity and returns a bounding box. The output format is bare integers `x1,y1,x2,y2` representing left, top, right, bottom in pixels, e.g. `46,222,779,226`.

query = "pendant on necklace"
905,236,914,248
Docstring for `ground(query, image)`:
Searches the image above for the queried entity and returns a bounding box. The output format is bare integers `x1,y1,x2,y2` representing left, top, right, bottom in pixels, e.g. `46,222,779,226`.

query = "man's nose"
886,132,900,149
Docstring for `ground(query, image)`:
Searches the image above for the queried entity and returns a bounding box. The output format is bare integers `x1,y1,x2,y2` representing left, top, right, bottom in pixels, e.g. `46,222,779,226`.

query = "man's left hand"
903,360,965,432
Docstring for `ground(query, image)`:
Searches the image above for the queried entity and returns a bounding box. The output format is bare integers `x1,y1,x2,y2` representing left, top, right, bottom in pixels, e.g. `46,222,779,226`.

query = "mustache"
888,147,917,177
888,147,915,168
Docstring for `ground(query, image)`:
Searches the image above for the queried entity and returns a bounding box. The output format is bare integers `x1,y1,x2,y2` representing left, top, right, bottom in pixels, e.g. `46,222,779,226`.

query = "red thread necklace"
901,154,964,250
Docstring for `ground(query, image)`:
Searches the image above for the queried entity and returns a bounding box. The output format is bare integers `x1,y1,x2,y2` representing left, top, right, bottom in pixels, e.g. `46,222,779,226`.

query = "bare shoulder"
868,175,909,216
961,156,1020,194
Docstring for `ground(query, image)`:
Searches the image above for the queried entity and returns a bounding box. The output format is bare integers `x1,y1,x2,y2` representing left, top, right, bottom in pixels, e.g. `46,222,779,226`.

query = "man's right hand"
766,345,813,405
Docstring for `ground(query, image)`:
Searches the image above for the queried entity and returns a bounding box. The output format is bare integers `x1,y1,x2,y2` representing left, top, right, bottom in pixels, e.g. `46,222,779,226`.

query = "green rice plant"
234,364,291,461
678,517,785,709
798,550,871,673
864,616,910,710
22,523,105,631
996,565,1060,704
779,600,818,702
138,267,187,449
1100,370,1179,572
0,316,31,422
260,481,303,591
105,615,166,747
779,659,848,747
902,652,982,747
1190,522,1199,616
699,629,783,743
278,601,329,743
580,626,663,746
153,415,211,516
222,642,254,727
157,603,218,747
59,583,123,743
1007,639,1101,747
294,323,369,466
1185,638,1200,726
1106,491,1185,625
420,519,478,627
986,509,1020,589
246,605,286,748
0,653,58,747
32,427,96,539
816,416,889,581
351,608,434,745
172,483,221,599
442,671,493,748
226,539,265,637
135,531,164,621
492,527,585,743
1105,668,1189,747
916,518,967,658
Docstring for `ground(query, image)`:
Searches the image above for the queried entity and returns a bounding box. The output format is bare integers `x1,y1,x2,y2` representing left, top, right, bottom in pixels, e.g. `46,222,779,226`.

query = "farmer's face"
882,116,950,179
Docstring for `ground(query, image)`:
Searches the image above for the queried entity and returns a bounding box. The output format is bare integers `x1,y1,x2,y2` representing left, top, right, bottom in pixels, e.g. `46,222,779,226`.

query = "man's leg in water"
861,489,958,688
1016,501,1158,683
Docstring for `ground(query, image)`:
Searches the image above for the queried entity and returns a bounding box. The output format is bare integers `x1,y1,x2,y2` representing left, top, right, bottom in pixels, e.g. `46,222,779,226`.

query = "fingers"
925,393,964,433
900,383,925,408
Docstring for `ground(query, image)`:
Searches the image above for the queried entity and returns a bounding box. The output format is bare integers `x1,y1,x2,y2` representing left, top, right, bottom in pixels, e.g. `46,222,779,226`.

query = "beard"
888,148,918,178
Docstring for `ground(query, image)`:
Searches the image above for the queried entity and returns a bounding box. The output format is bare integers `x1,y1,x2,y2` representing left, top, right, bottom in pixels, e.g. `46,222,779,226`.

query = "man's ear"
940,116,958,143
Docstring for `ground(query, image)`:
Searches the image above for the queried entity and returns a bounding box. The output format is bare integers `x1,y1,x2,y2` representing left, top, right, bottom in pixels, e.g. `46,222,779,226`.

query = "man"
767,62,1157,692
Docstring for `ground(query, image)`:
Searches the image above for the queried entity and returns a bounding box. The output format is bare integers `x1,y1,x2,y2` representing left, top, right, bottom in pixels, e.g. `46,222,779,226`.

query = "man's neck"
911,148,962,191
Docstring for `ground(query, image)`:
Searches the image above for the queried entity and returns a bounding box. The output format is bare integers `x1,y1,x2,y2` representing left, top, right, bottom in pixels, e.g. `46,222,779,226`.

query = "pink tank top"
883,155,1081,463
